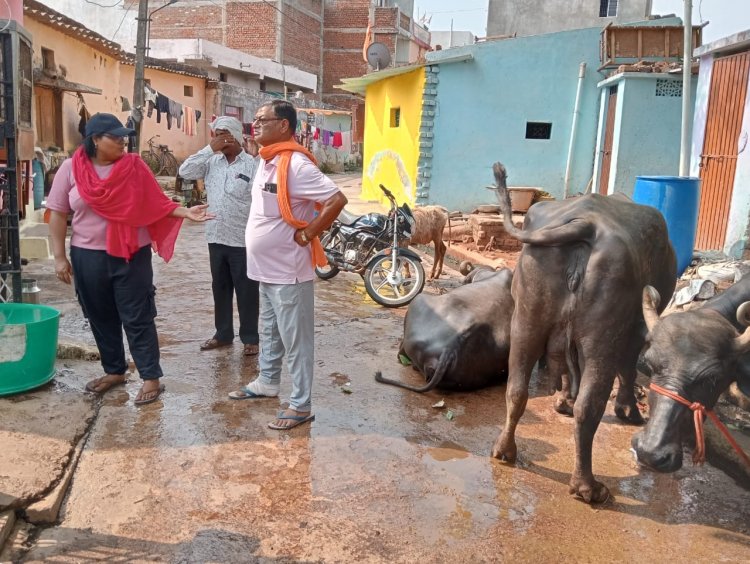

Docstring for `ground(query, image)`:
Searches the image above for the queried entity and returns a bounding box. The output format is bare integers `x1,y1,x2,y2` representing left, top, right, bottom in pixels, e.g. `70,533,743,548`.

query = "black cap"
85,113,135,138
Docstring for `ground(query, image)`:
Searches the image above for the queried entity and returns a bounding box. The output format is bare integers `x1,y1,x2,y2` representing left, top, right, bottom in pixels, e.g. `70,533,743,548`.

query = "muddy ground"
2,179,750,562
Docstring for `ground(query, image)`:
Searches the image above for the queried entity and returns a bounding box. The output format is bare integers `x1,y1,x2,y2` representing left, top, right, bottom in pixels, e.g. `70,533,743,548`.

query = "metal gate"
695,50,750,250
598,85,618,194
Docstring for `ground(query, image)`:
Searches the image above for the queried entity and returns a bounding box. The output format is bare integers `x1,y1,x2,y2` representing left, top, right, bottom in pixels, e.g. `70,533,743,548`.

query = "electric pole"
133,0,149,153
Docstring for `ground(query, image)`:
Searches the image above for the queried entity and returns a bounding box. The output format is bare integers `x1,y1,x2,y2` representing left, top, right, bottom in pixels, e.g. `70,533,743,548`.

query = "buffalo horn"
642,285,661,331
736,301,750,327
734,302,750,353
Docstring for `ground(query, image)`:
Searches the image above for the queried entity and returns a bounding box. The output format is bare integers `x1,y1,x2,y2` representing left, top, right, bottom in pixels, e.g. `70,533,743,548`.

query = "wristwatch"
299,230,309,244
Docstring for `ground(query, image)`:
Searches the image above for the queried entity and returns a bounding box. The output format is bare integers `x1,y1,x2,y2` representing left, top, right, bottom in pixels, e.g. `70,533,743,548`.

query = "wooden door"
34,87,59,148
598,85,618,194
695,51,750,250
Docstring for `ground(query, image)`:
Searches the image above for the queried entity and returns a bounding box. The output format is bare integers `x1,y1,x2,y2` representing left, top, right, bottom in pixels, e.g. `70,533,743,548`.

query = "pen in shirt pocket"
236,173,251,182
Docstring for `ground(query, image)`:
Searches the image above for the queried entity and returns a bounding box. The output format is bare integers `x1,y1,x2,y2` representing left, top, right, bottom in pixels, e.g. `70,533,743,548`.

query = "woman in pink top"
47,113,213,405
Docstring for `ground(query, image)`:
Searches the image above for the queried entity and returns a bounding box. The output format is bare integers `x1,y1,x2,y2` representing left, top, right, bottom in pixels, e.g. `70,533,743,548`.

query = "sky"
414,1,750,44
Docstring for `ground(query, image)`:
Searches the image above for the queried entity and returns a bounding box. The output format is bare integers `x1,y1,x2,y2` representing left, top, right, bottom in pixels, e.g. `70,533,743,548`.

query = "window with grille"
224,105,243,121
599,0,618,17
655,79,682,97
526,122,552,140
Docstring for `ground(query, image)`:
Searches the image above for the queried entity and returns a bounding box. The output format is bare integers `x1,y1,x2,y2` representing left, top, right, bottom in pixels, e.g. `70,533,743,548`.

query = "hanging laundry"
341,131,352,152
313,127,319,140
182,104,196,136
321,130,332,146
332,131,343,149
155,93,170,124
144,85,158,117
168,99,183,130
125,116,137,152
195,110,202,123
78,104,91,138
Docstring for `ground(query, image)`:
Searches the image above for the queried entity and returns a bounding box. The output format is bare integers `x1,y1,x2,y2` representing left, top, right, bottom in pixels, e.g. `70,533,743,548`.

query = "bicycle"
141,135,178,177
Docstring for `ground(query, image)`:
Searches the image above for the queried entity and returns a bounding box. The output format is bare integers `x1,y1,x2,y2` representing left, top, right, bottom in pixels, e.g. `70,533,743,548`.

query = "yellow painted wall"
362,68,425,205
25,18,123,152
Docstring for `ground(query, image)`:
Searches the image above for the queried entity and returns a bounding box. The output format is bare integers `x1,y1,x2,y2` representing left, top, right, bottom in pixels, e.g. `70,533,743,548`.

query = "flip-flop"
268,412,315,430
228,386,273,400
85,374,128,394
134,383,166,406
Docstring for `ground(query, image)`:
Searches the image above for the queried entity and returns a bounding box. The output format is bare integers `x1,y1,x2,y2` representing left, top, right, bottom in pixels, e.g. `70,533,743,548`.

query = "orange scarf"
259,141,327,267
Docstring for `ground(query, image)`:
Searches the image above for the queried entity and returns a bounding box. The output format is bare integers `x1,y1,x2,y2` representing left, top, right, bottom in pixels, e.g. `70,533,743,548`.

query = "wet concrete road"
21,222,750,562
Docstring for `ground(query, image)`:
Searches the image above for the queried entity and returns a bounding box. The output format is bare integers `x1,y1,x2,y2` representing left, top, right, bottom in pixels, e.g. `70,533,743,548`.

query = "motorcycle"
315,183,426,308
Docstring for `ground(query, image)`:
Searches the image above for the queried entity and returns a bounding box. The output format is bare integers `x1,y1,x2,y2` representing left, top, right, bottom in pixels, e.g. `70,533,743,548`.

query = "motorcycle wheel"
315,232,341,280
363,253,425,308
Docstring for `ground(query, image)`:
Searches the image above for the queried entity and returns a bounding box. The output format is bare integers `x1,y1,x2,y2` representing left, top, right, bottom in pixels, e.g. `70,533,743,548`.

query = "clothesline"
144,85,202,136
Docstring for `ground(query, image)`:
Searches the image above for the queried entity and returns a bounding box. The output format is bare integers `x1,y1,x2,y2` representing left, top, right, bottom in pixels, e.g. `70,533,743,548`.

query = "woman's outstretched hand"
176,204,216,222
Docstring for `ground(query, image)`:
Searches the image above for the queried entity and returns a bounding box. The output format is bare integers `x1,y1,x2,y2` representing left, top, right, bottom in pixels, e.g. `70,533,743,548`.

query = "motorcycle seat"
337,208,362,226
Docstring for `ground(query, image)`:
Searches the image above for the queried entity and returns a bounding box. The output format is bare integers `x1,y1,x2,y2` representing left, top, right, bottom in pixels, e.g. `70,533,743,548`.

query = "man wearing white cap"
179,116,260,355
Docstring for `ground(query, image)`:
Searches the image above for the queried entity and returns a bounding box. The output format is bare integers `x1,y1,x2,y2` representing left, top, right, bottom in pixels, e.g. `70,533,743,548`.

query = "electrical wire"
83,0,123,8
111,0,138,41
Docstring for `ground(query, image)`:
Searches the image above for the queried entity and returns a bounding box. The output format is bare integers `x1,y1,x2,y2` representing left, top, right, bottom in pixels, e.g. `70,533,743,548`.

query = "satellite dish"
366,42,392,70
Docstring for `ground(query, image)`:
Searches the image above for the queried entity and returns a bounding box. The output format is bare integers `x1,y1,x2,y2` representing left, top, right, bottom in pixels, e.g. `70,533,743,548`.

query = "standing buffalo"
489,162,676,503
632,277,750,472
375,268,514,392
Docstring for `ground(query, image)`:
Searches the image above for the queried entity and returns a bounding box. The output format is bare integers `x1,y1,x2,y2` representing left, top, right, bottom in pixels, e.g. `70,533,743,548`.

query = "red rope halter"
649,383,750,468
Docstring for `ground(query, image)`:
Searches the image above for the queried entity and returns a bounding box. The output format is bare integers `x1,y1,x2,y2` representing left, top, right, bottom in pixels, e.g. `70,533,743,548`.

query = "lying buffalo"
488,162,676,503
632,278,750,472
375,268,513,392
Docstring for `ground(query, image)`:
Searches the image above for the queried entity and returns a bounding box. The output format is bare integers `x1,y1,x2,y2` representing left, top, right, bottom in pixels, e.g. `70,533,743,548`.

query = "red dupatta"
72,147,183,262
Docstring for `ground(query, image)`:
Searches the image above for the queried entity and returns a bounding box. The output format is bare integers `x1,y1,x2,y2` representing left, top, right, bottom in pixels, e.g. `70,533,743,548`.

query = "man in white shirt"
228,101,347,431
179,116,260,356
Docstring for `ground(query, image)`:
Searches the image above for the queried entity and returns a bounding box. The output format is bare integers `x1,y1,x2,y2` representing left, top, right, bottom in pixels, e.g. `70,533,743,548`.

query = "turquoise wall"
425,27,604,210
607,75,698,197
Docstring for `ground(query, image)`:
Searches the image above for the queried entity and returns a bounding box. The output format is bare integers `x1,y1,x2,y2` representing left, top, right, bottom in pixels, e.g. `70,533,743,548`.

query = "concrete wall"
362,68,425,204
149,38,318,92
424,27,603,211
430,31,475,49
599,73,696,197
24,18,123,152
119,65,208,161
487,0,651,38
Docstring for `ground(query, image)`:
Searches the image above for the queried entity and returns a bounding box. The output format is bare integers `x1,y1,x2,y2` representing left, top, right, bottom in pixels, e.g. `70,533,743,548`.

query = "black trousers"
70,245,162,380
208,243,259,345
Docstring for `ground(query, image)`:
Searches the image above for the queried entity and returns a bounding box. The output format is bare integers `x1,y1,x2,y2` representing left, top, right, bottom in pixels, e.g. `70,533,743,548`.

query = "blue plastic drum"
633,176,701,277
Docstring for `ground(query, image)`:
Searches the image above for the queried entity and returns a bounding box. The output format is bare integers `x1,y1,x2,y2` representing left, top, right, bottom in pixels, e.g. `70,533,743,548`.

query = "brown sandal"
134,383,166,406
243,344,259,356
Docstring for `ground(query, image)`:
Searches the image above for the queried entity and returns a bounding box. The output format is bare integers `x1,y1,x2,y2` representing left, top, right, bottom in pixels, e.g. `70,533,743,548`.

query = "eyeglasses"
252,117,283,125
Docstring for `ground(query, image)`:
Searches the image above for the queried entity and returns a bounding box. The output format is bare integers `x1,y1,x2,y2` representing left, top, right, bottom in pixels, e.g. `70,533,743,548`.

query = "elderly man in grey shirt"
179,116,260,355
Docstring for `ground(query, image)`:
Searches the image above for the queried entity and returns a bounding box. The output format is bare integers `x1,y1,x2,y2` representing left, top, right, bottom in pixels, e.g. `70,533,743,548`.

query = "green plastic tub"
0,303,60,396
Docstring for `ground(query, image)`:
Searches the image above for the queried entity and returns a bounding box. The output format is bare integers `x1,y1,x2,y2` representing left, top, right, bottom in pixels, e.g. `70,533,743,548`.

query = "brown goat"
410,205,448,279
